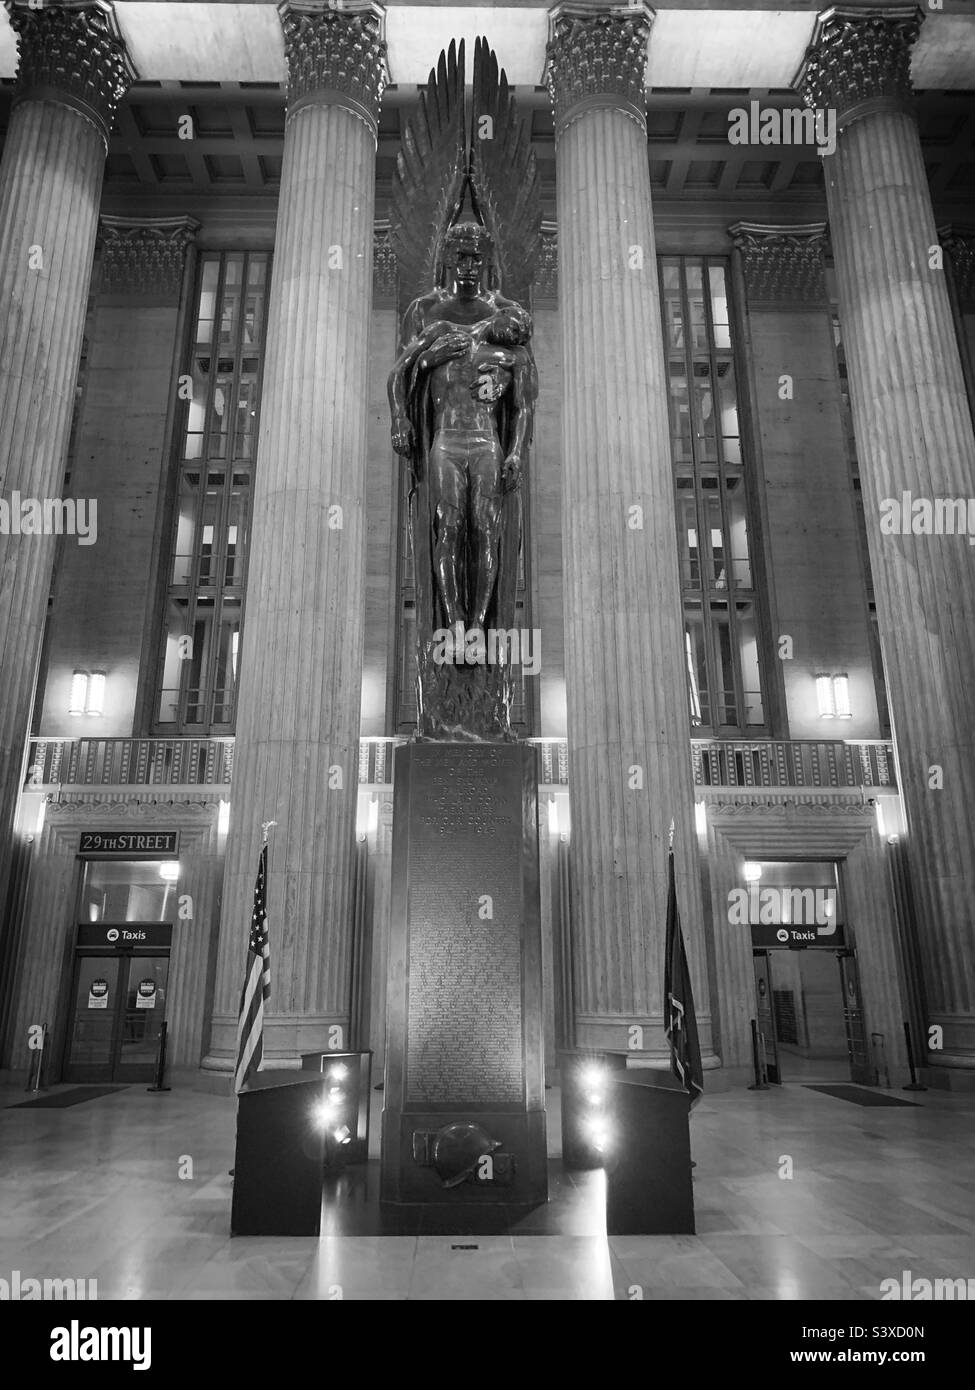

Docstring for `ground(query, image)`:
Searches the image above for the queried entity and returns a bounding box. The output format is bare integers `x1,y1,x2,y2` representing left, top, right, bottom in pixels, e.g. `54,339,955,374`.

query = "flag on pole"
234,843,270,1094
664,843,704,1107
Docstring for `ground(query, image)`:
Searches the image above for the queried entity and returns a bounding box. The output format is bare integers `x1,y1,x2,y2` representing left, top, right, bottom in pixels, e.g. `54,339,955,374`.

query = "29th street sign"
78,831,179,855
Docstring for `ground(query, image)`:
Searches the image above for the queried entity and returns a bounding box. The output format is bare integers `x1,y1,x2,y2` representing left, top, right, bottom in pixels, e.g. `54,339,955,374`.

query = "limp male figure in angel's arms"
388,221,534,634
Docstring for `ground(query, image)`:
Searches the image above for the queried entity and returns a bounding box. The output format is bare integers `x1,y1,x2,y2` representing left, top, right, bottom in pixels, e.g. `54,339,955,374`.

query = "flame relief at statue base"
381,38,547,1205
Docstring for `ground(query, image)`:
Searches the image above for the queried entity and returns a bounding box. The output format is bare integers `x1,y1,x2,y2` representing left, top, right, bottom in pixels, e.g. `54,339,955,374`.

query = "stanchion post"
747,1017,769,1091
903,1020,927,1092
25,1023,49,1094
147,1020,172,1094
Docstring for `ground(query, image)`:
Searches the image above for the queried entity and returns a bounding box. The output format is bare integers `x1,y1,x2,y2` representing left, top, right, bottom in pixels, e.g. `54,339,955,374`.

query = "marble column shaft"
209,2,387,1066
798,6,975,1073
0,1,131,952
546,3,712,1057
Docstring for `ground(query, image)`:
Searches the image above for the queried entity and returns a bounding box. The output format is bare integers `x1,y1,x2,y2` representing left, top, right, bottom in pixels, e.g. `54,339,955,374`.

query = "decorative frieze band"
373,220,397,302
545,1,652,139
98,216,199,300
278,0,388,136
939,226,975,309
6,0,136,146
535,223,558,303
794,4,923,126
729,222,829,306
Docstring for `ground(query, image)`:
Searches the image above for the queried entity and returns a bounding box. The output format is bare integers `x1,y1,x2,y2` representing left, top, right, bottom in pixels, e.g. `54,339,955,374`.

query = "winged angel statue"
387,39,541,740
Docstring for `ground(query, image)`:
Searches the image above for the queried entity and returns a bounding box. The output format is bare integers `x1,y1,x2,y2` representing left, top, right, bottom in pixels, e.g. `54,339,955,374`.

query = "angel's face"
450,247,485,296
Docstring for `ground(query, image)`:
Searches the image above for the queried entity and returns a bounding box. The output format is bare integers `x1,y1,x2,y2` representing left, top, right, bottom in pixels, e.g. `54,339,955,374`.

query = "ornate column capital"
545,2,654,140
729,222,829,306
939,225,975,309
278,1,388,138
794,5,923,128
5,0,137,147
98,216,200,300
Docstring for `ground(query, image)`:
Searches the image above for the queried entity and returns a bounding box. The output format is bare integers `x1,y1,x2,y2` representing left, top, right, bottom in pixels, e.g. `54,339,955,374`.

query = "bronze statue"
387,40,541,740
389,223,534,633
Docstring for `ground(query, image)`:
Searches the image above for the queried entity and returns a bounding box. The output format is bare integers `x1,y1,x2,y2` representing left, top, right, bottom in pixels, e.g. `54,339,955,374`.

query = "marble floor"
1,1078,973,1300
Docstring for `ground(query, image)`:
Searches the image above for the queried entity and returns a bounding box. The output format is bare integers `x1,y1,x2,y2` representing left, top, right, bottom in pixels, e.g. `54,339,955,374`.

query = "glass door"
64,954,169,1082
65,957,123,1082
117,956,169,1080
838,951,871,1084
753,951,780,1084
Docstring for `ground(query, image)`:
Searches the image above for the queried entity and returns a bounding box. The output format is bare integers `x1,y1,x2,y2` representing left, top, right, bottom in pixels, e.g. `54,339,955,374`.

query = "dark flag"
664,845,704,1107
234,843,270,1094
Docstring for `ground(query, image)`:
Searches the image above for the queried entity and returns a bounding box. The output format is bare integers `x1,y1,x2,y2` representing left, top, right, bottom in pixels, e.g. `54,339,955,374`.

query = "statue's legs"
428,431,468,629
468,434,504,630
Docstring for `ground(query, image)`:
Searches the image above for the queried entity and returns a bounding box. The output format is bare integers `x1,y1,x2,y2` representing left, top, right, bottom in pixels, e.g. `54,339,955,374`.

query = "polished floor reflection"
1,1079,973,1300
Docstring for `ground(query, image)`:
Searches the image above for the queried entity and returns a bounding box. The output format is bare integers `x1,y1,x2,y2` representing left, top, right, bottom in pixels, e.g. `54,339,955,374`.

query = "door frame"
836,948,872,1084
752,949,781,1083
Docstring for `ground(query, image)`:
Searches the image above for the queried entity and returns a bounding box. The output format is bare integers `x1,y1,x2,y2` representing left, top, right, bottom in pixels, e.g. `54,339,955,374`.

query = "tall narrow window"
155,252,271,732
826,263,891,737
660,256,766,732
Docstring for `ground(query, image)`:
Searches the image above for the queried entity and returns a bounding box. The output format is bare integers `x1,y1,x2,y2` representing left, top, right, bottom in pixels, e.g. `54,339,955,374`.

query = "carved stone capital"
939,225,975,309
729,222,829,306
545,2,653,139
99,216,199,300
5,0,136,146
278,1,388,137
795,5,923,127
535,223,558,303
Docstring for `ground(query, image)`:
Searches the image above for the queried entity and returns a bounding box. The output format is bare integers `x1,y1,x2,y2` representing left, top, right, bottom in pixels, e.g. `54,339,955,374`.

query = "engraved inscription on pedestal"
383,740,546,1205
406,746,524,1105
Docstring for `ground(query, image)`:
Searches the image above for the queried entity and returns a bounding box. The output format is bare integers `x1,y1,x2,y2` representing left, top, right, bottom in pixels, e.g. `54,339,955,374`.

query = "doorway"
64,854,178,1084
752,949,868,1083
64,948,170,1083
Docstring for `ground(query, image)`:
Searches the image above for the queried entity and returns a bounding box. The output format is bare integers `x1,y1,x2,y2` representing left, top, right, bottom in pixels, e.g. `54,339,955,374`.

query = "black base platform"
321,1160,608,1236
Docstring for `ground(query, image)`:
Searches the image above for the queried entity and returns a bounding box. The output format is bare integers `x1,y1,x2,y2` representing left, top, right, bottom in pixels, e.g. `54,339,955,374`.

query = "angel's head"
442,221,494,297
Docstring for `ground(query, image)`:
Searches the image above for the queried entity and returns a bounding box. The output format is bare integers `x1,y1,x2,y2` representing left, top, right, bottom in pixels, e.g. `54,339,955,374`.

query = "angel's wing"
469,36,542,310
389,39,468,326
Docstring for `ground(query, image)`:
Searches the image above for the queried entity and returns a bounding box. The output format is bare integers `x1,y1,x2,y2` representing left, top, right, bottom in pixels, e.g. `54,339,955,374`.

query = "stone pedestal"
381,744,547,1206
206,3,387,1070
797,6,975,1082
0,2,133,1027
544,2,713,1060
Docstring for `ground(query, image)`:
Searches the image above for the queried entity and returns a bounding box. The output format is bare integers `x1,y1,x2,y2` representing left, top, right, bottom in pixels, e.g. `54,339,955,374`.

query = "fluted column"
0,2,133,944
207,1,387,1069
797,6,975,1082
545,3,713,1060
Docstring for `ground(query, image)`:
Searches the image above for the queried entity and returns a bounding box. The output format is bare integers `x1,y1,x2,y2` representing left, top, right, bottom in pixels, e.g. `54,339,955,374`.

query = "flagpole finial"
668,819,675,850
261,820,277,844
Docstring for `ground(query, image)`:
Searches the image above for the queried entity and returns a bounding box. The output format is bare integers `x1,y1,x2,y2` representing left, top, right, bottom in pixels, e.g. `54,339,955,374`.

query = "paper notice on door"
135,979,157,1010
88,979,109,1009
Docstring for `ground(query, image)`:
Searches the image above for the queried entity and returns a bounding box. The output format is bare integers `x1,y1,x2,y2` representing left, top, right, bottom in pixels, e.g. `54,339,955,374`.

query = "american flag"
234,843,270,1094
664,845,704,1108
